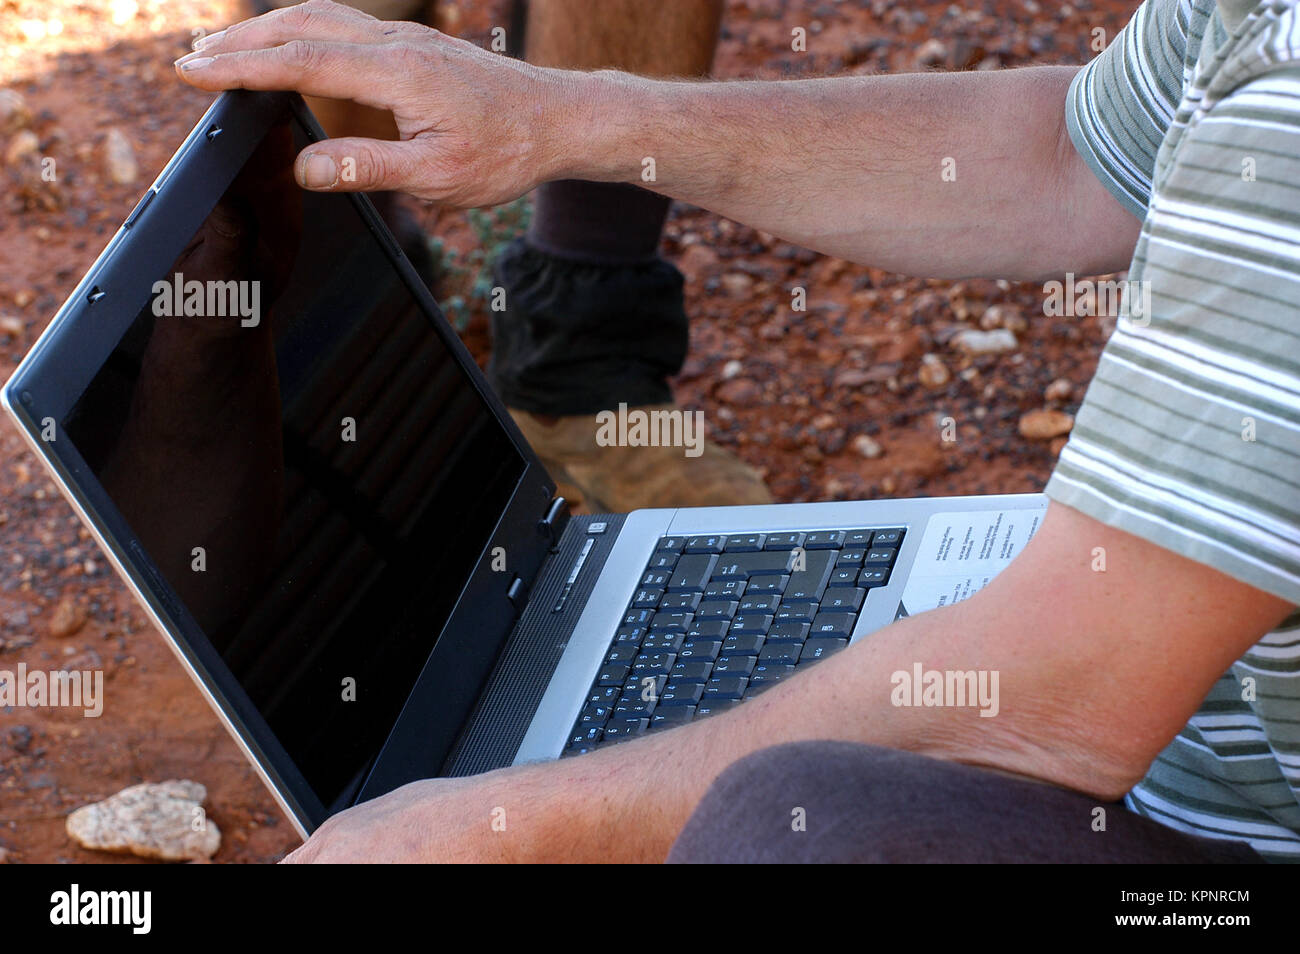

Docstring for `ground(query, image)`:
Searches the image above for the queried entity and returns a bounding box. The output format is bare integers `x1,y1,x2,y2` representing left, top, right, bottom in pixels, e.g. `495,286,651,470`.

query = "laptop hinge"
538,495,570,550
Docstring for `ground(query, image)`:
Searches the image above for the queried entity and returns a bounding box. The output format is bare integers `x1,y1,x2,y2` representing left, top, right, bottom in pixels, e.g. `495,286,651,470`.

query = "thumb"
293,137,424,193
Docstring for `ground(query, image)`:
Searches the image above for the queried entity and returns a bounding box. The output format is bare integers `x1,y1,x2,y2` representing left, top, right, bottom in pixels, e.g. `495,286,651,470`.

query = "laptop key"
737,594,780,614
800,637,849,664
660,682,705,706
588,686,621,706
631,588,663,608
703,580,746,601
678,639,723,662
684,535,726,554
827,568,859,587
632,652,677,677
570,726,604,746
647,552,678,570
614,625,646,644
656,536,687,553
667,554,718,592
804,531,845,549
729,615,773,636
614,696,656,719
749,662,797,686
822,588,866,612
685,620,729,641
810,612,856,639
641,569,670,588
844,530,874,548
758,643,801,666
696,600,739,620
669,659,713,683
659,592,701,612
598,662,631,686
605,646,639,665
863,548,898,566
836,549,866,566
650,706,696,728
640,632,685,653
650,610,693,633
712,655,757,676
711,551,797,581
783,550,835,602
623,607,654,627
774,605,815,624
703,675,749,700
766,621,810,643
721,634,765,656
579,703,613,725
724,533,764,552
603,718,648,741
763,532,805,550
859,567,891,588
746,574,789,595
623,674,667,701
872,529,905,547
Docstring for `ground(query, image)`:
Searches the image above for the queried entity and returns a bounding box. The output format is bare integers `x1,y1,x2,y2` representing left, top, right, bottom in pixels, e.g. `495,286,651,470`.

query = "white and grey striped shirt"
1049,0,1300,861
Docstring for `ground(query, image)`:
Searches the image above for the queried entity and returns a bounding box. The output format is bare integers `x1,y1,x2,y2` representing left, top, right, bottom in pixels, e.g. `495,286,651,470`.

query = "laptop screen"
62,115,526,810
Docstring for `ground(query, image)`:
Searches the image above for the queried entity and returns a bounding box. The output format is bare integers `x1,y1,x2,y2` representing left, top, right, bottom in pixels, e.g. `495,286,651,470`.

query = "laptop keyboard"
564,527,906,756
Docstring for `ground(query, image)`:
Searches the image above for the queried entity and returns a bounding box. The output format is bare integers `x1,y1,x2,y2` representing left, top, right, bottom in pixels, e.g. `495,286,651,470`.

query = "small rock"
812,412,838,431
676,243,718,281
8,725,33,753
918,353,951,389
0,316,23,338
0,90,32,133
834,368,874,388
1044,377,1074,403
915,37,949,67
66,780,220,861
1019,409,1075,441
952,328,1018,356
103,128,138,185
979,303,1028,333
4,129,39,166
48,597,86,638
721,359,743,380
852,434,884,459
719,272,754,298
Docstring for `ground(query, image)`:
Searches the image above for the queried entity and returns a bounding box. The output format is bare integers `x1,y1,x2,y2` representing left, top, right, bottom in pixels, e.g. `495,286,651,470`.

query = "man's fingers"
294,137,428,194
189,0,405,58
175,40,400,112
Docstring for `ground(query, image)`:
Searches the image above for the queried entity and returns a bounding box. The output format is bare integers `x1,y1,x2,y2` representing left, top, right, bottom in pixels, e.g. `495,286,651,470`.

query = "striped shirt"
1047,0,1300,861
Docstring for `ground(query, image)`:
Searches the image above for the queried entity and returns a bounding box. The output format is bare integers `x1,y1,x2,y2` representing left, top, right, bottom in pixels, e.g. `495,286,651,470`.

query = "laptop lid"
2,90,561,835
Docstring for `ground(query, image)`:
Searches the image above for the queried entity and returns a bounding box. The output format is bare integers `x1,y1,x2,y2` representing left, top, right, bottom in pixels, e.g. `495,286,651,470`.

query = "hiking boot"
510,405,774,513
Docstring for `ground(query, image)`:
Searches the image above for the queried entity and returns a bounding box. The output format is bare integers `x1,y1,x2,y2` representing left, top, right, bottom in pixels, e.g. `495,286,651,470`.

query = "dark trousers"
667,741,1263,864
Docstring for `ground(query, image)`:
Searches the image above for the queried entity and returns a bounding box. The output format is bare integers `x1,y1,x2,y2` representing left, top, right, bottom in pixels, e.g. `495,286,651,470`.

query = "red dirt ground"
0,0,1140,862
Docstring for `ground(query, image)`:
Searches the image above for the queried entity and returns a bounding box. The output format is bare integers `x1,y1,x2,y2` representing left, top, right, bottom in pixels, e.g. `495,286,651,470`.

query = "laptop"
2,91,1047,838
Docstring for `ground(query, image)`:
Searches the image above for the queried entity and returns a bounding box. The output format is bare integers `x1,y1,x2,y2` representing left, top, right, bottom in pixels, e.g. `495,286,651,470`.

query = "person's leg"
667,741,1264,863
492,0,773,512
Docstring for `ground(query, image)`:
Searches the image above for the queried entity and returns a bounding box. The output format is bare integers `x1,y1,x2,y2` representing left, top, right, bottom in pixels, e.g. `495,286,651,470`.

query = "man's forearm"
554,65,1138,280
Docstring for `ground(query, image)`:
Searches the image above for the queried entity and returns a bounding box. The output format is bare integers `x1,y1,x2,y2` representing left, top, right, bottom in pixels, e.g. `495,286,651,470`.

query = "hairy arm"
177,0,1139,280
288,501,1293,862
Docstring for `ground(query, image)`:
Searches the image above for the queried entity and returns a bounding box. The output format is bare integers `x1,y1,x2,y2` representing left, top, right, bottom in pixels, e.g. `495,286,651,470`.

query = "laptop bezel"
2,89,561,835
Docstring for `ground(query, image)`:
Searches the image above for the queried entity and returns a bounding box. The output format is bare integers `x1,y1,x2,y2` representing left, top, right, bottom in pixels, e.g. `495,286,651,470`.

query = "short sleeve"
1047,68,1300,606
1064,0,1205,218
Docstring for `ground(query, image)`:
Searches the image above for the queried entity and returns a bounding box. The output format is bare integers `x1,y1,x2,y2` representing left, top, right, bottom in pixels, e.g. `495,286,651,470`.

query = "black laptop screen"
63,116,525,809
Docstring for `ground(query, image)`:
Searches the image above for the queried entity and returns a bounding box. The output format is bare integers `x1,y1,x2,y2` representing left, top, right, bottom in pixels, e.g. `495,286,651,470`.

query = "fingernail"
179,55,215,71
302,153,338,189
193,29,224,51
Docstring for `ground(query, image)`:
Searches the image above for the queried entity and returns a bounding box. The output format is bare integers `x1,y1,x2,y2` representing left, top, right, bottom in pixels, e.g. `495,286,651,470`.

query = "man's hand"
176,0,1139,279
176,0,571,207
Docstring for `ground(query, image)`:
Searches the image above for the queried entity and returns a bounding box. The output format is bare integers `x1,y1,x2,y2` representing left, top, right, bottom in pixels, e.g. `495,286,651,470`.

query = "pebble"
915,37,949,67
952,328,1018,355
0,316,24,338
721,359,743,380
1019,409,1075,440
4,129,39,166
719,272,754,298
0,90,32,133
852,434,884,459
715,378,761,407
48,597,86,638
1044,377,1074,403
65,780,220,861
103,128,138,185
918,353,951,389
